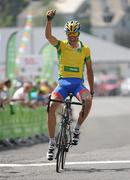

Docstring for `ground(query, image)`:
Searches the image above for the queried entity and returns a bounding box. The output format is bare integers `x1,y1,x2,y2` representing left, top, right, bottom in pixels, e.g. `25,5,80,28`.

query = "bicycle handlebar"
49,98,82,106
47,94,84,114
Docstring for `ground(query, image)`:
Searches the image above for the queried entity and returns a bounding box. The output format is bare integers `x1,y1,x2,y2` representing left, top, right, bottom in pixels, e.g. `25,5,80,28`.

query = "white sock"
49,138,56,145
75,123,80,131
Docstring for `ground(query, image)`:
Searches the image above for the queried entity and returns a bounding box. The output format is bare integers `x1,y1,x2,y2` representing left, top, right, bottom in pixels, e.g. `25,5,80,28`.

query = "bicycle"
47,93,85,173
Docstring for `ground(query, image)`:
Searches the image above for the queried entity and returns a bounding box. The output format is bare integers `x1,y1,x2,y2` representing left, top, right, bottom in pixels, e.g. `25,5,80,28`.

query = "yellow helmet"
64,20,80,33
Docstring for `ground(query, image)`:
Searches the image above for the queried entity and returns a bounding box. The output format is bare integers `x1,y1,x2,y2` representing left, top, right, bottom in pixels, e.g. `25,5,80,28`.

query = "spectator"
12,82,35,108
40,80,52,94
29,82,38,101
0,79,12,107
4,79,12,89
36,88,49,106
50,81,57,92
0,82,4,108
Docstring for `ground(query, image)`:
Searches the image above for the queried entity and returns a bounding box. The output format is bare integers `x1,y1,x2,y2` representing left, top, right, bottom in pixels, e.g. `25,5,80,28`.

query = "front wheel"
56,125,68,172
61,147,67,169
56,127,64,173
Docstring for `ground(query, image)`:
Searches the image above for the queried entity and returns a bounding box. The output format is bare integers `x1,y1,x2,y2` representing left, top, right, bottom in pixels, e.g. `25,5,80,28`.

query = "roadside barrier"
0,104,47,140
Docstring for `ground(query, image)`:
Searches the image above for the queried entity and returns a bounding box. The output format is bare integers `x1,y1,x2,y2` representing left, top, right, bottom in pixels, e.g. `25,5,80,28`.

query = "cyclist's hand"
46,9,56,21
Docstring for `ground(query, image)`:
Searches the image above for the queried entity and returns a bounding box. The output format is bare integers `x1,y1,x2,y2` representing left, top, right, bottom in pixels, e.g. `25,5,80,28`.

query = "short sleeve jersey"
54,40,91,79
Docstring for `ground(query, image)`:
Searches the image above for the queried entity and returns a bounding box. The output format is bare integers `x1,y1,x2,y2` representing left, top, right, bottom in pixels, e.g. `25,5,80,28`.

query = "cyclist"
45,10,94,161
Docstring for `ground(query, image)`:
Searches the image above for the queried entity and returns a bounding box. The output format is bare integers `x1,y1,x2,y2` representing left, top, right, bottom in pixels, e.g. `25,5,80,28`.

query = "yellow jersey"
54,40,91,79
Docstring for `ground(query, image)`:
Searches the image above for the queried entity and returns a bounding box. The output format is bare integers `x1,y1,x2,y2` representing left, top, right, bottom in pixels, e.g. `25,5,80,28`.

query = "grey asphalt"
0,97,130,180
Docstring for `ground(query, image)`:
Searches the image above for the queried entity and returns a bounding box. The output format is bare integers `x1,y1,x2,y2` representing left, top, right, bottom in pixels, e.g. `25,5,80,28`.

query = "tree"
0,0,29,26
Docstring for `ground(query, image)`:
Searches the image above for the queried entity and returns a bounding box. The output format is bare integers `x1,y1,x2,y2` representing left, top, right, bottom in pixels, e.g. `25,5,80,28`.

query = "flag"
6,32,17,79
39,44,57,82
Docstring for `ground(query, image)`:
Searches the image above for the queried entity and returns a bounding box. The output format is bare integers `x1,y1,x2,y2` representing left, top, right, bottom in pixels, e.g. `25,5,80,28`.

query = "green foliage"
0,0,29,26
41,0,52,6
0,0,54,27
0,15,13,26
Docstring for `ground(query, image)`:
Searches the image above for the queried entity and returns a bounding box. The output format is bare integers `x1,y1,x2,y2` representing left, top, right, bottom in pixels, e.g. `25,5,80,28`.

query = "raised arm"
45,10,58,46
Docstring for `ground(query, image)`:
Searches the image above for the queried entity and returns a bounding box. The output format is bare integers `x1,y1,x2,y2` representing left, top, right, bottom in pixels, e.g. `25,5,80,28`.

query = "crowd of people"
0,78,57,109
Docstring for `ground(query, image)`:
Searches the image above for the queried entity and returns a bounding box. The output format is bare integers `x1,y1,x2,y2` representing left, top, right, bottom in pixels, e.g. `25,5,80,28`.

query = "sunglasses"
66,32,79,37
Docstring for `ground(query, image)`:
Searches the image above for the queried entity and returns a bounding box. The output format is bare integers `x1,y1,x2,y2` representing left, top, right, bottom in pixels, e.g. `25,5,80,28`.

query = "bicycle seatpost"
69,93,73,101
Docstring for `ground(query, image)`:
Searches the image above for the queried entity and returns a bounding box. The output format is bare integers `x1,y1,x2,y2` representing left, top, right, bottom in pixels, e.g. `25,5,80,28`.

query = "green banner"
0,105,47,140
40,43,57,82
6,32,17,79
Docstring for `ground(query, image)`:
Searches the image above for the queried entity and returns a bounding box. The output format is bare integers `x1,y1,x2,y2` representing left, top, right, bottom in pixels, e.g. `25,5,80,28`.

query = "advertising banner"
0,65,5,80
40,43,57,82
18,55,43,80
6,32,17,79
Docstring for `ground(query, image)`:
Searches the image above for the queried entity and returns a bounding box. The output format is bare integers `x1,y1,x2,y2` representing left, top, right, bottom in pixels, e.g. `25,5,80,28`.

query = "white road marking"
0,160,130,167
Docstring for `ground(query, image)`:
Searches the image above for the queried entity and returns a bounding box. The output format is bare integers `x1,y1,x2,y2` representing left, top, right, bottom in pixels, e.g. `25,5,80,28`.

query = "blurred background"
0,2,130,178
0,0,130,162
0,0,130,97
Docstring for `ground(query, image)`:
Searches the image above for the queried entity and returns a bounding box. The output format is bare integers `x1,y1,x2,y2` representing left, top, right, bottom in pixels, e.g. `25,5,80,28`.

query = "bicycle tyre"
61,145,67,169
61,110,71,169
56,127,64,173
61,127,68,169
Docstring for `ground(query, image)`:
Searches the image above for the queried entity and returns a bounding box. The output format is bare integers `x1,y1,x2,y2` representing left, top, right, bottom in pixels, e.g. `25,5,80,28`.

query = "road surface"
0,97,130,180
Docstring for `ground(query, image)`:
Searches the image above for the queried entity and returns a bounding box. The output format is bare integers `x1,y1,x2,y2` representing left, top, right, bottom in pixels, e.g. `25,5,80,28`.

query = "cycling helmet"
64,20,80,33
